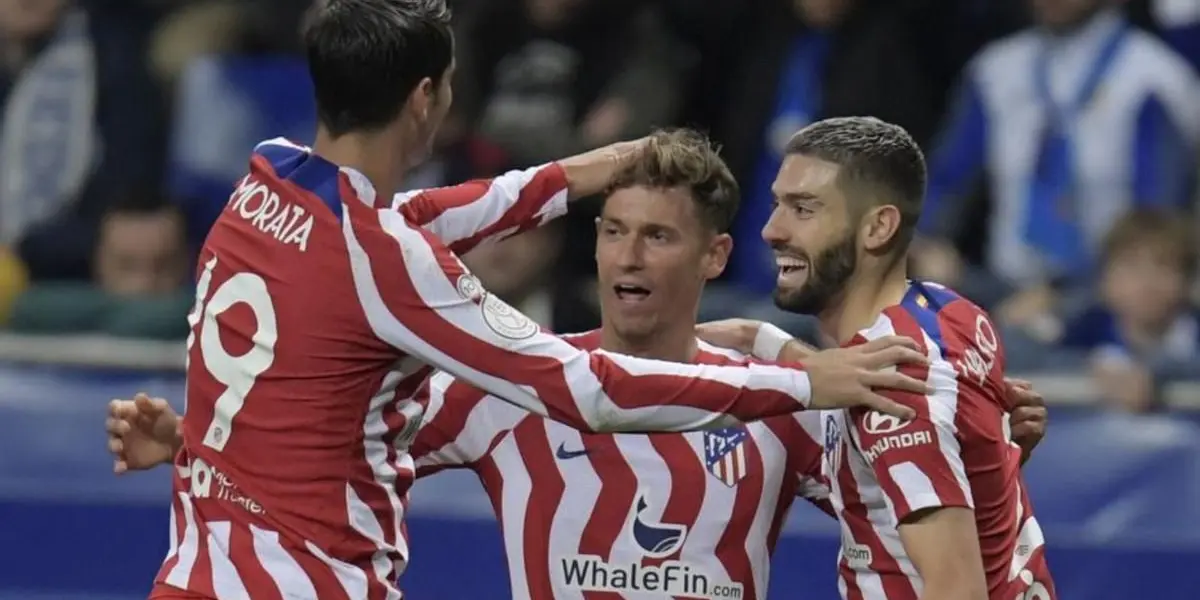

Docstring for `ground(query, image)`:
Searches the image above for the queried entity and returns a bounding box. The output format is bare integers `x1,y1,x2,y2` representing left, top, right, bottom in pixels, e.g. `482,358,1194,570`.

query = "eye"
793,204,814,217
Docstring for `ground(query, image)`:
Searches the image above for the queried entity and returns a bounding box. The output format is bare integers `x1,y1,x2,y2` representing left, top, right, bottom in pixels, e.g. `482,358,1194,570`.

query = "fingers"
113,460,128,475
1005,378,1033,391
859,346,927,370
863,393,917,420
105,416,131,437
1009,386,1046,408
108,398,138,420
860,370,932,396
1010,405,1048,424
858,335,920,354
134,393,166,415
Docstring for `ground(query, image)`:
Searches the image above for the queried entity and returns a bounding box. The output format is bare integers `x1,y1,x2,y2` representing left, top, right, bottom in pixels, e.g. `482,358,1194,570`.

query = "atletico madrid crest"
704,427,749,487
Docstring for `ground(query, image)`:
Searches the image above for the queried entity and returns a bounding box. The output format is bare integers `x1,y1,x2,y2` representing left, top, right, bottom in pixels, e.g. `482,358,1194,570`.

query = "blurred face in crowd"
525,0,585,29
1030,0,1107,31
1102,244,1190,330
595,185,731,343
461,225,560,302
763,155,859,315
793,0,854,29
96,209,189,297
0,0,65,40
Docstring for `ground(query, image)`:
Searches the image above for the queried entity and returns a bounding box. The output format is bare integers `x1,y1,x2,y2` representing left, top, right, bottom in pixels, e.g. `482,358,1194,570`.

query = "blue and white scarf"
0,8,96,244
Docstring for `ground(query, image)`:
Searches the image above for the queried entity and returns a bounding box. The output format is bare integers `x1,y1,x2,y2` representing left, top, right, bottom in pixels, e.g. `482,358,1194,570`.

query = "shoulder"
864,282,1005,401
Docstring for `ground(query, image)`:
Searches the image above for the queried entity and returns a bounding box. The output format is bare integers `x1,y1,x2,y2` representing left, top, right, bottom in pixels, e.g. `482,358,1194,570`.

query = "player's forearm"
578,351,812,432
556,138,645,201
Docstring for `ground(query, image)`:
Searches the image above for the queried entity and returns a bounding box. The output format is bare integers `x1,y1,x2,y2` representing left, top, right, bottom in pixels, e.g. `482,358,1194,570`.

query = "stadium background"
0,0,1198,598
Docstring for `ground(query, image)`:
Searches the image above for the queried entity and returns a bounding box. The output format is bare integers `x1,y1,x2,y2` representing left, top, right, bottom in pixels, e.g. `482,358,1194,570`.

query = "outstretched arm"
395,139,645,256
343,202,924,434
698,318,1048,460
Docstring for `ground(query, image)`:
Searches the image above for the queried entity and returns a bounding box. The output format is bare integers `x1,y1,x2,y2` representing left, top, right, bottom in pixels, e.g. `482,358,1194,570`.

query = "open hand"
106,393,181,474
802,337,929,418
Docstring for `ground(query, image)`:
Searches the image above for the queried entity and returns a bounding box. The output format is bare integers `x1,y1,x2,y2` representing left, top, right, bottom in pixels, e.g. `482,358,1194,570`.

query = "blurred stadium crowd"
1,0,1198,411
0,1,1198,599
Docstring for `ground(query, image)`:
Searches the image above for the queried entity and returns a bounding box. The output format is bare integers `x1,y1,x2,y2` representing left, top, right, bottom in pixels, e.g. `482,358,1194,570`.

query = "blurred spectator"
0,0,166,281
460,223,599,333
1060,208,1198,412
718,0,938,293
450,0,692,166
94,190,189,297
914,0,1200,322
6,189,191,339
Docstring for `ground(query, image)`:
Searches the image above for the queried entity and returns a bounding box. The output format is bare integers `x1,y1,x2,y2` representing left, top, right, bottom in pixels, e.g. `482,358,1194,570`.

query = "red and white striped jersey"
823,281,1055,600
414,331,831,600
153,139,819,600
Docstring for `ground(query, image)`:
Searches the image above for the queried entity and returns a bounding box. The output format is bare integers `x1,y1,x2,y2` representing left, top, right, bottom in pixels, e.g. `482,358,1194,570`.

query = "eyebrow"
773,191,821,202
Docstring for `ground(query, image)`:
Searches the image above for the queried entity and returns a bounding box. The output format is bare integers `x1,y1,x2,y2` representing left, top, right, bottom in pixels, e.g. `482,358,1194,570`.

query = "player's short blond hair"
606,128,740,233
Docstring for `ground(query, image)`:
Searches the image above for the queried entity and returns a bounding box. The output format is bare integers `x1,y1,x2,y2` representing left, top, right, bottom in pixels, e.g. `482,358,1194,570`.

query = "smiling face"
595,185,731,343
762,154,859,315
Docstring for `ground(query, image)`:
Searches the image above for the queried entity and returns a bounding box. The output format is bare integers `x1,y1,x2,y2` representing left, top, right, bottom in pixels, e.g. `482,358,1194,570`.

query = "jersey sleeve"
392,163,569,256
782,411,834,515
343,205,815,434
411,372,529,478
848,357,974,523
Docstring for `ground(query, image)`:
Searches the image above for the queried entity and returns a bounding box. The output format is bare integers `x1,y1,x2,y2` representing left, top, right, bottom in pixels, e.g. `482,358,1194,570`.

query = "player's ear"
861,204,901,253
702,233,733,280
407,77,435,122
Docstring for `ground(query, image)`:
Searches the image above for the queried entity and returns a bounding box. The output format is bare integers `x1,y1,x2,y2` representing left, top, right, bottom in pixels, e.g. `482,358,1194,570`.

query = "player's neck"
820,263,910,344
312,128,416,200
599,322,698,363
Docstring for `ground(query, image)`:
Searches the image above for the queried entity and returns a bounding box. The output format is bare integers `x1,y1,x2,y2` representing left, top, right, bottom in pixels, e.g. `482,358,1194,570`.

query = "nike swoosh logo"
556,442,589,460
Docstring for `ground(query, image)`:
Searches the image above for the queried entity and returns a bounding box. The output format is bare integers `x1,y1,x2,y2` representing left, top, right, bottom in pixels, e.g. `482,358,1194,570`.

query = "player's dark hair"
302,0,453,137
606,128,740,234
785,117,927,253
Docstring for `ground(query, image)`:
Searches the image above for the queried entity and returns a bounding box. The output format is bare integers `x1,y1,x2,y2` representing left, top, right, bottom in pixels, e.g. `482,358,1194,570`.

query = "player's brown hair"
785,116,927,253
1101,208,1198,275
606,128,740,233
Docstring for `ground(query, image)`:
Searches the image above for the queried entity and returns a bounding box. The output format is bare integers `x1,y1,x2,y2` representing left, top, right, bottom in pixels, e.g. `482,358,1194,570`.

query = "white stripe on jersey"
391,163,568,239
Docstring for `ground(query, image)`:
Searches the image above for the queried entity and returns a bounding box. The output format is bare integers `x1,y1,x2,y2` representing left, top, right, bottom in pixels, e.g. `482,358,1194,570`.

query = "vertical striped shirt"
414,331,831,600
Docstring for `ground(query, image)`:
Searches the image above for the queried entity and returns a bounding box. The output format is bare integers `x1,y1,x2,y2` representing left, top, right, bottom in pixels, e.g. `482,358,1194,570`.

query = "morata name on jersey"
227,175,315,252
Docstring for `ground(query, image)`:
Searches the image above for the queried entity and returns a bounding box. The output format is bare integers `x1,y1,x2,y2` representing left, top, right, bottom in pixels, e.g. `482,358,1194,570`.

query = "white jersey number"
186,256,278,452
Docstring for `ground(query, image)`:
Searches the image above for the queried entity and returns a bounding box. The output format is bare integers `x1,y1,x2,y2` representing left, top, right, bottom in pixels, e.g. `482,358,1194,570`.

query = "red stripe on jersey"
578,434,638,600
476,454,506,528
834,458,919,600
227,526,283,600
514,421,566,600
762,418,804,552
640,434,706,573
714,436,765,600
188,524,216,599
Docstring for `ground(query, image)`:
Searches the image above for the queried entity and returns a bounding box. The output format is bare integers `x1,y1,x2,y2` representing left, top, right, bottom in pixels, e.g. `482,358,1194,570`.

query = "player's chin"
610,316,658,341
772,286,819,315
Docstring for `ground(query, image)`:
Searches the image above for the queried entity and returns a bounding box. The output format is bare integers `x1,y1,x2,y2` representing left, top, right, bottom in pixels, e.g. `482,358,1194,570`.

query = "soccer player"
109,129,1048,600
148,1,929,598
700,117,1057,599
